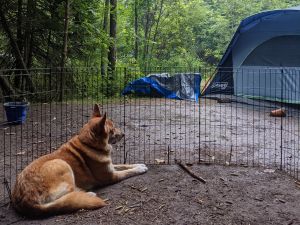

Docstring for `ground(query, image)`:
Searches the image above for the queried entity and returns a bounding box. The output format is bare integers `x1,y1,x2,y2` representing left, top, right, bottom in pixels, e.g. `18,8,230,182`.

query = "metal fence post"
280,68,283,170
123,67,127,164
198,66,201,163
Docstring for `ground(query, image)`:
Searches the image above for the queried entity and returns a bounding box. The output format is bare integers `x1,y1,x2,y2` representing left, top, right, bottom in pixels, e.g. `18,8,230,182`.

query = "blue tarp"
122,73,201,101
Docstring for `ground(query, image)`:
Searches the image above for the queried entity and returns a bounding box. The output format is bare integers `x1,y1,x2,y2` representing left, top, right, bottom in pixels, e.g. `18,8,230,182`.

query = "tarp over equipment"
122,73,201,101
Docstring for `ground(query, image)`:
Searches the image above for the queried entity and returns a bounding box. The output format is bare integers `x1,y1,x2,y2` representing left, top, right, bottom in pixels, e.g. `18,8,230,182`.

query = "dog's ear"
92,112,107,134
92,104,102,118
99,112,107,127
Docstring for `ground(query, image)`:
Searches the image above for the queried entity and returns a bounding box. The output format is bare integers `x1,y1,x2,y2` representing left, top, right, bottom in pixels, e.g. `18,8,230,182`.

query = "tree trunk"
60,0,70,101
24,0,35,69
14,0,23,89
46,30,52,67
45,1,58,67
134,0,138,61
148,0,164,66
19,0,34,93
142,1,151,64
0,7,35,93
0,75,17,98
0,7,25,69
108,0,117,76
61,0,70,69
16,0,23,70
101,0,110,76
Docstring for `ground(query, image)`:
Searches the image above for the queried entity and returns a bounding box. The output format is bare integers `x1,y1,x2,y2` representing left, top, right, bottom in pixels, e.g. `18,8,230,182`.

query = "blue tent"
122,73,201,101
203,6,300,103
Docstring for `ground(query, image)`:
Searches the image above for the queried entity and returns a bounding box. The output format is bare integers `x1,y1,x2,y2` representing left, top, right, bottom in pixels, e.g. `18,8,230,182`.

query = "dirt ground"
0,98,299,224
0,98,299,203
0,165,299,225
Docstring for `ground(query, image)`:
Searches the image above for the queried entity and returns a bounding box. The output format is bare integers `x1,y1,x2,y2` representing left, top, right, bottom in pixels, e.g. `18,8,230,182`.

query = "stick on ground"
175,160,206,184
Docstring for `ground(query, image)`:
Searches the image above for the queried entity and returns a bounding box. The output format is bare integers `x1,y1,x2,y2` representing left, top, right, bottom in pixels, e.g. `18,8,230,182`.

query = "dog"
12,104,148,217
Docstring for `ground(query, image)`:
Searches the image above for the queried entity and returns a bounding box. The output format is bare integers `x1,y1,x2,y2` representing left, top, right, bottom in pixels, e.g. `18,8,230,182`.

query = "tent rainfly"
203,6,300,104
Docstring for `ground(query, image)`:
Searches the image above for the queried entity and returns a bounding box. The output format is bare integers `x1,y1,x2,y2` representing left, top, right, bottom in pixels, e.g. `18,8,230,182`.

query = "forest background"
0,0,300,96
0,0,299,74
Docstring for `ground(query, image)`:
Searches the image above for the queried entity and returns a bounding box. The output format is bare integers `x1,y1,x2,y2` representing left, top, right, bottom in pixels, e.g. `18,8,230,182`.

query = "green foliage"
0,0,299,69
116,0,299,68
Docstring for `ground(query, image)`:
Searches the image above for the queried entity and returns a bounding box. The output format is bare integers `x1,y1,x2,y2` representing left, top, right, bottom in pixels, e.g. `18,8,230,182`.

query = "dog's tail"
20,191,107,217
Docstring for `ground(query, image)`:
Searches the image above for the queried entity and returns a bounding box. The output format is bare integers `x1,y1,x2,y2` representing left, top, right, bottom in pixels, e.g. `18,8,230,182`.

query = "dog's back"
12,147,106,217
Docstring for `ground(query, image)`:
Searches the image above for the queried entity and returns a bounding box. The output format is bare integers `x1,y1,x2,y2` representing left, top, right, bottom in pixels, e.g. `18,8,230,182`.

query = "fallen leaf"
195,198,203,204
16,151,26,156
129,185,137,190
115,206,123,210
155,159,165,164
264,169,275,173
158,204,165,210
129,203,142,208
139,187,148,192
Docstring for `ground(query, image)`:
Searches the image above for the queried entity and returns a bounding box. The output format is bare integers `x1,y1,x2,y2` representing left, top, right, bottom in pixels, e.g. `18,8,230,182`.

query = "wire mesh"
0,67,299,205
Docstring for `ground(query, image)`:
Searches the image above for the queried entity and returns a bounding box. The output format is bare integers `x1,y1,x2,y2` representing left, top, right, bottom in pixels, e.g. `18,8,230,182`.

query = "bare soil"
0,98,299,224
0,165,300,225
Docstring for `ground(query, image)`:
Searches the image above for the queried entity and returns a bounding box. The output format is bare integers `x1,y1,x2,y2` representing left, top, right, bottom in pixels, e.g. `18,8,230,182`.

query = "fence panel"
0,67,299,205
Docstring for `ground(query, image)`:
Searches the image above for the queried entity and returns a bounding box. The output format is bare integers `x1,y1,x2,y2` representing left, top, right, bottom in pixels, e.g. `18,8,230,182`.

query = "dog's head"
78,104,124,148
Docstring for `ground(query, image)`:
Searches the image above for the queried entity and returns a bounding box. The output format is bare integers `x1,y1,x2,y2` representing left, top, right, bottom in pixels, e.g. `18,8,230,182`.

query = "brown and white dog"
12,104,148,217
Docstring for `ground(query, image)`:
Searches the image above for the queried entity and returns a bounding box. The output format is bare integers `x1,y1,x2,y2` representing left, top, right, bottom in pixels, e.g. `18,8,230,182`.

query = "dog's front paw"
135,164,148,174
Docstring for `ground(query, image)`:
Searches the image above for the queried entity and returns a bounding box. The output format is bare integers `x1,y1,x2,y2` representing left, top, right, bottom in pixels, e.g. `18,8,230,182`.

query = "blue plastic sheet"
122,73,201,101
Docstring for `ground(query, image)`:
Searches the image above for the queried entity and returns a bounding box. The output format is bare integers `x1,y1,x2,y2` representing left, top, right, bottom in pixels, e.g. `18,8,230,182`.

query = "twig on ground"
175,159,206,184
228,145,233,165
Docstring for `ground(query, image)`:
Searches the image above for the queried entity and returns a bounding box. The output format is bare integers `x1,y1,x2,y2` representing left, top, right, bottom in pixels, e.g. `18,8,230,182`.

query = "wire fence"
0,67,299,205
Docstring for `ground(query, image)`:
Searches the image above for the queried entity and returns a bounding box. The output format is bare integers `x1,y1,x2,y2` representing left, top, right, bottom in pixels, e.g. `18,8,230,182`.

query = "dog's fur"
12,104,148,217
